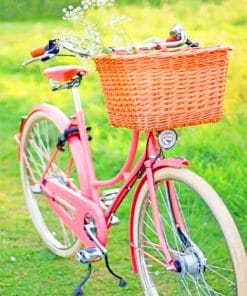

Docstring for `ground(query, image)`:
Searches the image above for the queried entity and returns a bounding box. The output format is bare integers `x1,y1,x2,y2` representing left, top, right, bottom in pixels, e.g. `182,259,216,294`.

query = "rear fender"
16,104,70,160
129,157,189,273
15,103,98,204
18,104,70,138
17,105,108,246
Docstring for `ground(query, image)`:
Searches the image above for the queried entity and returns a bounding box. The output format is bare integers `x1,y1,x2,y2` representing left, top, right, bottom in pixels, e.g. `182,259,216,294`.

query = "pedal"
77,247,104,264
101,189,120,225
30,183,42,193
101,188,119,207
110,214,120,225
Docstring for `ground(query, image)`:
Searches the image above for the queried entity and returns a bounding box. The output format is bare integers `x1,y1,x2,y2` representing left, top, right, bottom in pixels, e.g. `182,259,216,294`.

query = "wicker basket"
94,45,232,131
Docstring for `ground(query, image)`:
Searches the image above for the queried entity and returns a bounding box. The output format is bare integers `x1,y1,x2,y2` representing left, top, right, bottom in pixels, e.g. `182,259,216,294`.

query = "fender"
15,103,96,203
16,104,107,246
16,104,71,160
129,157,189,273
17,103,70,141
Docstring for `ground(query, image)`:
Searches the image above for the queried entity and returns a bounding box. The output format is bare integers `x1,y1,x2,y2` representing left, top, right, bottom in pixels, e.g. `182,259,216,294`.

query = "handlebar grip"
30,46,46,58
166,36,178,42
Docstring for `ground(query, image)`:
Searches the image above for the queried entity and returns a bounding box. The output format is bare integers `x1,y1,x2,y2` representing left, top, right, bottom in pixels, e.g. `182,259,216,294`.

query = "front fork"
130,157,190,273
144,160,174,268
145,161,192,272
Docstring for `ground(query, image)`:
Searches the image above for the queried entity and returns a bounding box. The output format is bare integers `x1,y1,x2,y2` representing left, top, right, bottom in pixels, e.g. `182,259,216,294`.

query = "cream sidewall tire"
20,109,82,258
133,167,247,296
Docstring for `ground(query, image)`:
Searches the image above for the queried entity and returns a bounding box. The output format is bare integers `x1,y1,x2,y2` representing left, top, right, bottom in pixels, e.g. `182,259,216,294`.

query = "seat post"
72,86,82,113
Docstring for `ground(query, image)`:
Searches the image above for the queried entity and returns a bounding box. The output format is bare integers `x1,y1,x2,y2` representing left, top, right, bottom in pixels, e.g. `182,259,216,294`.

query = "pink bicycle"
16,26,247,296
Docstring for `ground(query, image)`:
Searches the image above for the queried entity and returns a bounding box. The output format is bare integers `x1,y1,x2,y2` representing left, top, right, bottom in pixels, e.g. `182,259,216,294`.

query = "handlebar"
31,46,46,57
22,24,198,66
22,39,90,66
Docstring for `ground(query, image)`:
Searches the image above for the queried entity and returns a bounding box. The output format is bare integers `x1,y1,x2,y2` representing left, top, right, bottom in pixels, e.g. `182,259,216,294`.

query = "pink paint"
16,101,189,273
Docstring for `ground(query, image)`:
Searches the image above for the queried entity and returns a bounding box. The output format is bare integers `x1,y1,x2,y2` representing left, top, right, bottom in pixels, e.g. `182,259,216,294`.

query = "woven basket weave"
94,45,232,131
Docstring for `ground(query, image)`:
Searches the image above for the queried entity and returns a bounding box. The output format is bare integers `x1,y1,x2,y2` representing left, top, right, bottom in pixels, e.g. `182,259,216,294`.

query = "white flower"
81,0,92,7
62,0,133,56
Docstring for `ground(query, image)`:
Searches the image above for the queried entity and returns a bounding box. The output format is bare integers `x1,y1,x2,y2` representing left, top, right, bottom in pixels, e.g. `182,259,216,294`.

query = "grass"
0,0,247,295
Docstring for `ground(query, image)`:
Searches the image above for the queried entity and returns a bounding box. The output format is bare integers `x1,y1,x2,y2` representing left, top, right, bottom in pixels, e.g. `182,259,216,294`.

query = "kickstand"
105,254,127,287
74,263,92,296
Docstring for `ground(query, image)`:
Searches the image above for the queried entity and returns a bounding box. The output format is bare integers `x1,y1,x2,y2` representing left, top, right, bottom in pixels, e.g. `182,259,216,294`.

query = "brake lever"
22,57,41,66
60,41,90,57
22,53,56,66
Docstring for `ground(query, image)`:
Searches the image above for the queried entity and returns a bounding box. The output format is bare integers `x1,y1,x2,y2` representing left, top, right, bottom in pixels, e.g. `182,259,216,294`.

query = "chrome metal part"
158,129,178,150
77,247,104,264
173,245,207,277
101,189,120,225
110,214,120,225
72,86,82,112
101,188,120,207
30,183,42,193
84,222,107,255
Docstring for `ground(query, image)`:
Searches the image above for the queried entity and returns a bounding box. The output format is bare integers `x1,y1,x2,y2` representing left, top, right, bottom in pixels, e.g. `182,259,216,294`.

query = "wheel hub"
173,246,206,277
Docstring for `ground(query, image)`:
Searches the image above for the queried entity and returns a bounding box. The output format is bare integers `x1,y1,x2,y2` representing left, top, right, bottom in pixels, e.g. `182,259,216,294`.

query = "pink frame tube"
144,162,173,264
104,151,146,223
97,132,160,224
166,181,187,233
16,103,189,263
129,156,190,273
75,111,99,203
92,131,140,187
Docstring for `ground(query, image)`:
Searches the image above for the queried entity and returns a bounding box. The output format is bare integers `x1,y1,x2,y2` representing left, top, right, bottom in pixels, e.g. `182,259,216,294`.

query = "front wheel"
133,168,247,295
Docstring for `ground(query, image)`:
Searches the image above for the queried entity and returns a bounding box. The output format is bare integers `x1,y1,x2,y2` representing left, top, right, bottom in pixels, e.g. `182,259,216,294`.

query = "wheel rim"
21,116,79,251
136,176,237,295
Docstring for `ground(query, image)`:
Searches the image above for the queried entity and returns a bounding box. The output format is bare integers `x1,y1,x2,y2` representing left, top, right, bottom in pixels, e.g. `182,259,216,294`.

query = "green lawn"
0,1,247,295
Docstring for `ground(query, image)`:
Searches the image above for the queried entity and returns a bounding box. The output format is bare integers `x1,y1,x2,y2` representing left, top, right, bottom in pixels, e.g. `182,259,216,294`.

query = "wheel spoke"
33,124,51,156
207,264,234,273
26,147,44,176
59,218,72,247
21,115,79,256
142,233,165,261
206,265,235,286
133,168,242,296
158,185,181,250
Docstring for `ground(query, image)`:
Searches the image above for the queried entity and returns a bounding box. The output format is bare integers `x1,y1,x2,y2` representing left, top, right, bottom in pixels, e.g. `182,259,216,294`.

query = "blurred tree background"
0,0,228,21
0,0,160,21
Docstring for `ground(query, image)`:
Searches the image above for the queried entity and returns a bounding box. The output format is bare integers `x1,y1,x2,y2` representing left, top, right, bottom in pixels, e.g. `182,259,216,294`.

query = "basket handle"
110,24,199,54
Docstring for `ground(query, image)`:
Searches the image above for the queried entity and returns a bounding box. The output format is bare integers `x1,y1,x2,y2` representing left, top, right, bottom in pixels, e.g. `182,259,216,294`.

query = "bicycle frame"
16,86,189,272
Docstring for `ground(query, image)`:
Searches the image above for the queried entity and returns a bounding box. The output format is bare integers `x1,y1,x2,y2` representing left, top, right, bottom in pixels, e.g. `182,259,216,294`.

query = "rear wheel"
20,110,82,257
133,168,247,295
